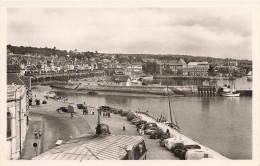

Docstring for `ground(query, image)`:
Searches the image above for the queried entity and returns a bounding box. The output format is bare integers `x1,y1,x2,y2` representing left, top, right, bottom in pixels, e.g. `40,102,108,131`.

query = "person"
71,112,73,118
34,130,38,139
108,112,110,118
123,124,125,131
39,131,42,138
146,110,149,115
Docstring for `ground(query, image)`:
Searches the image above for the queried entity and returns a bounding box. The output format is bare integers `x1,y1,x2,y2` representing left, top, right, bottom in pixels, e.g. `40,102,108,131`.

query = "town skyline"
8,8,252,60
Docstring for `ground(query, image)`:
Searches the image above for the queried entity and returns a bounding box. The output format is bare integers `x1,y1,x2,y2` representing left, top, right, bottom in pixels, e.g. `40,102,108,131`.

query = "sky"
7,8,252,60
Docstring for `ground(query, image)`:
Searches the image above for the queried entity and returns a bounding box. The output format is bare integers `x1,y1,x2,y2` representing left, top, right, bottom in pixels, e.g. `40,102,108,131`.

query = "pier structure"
136,113,229,160
197,86,218,96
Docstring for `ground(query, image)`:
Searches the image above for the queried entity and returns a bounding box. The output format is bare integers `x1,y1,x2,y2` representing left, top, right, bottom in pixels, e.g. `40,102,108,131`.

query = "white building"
7,84,29,160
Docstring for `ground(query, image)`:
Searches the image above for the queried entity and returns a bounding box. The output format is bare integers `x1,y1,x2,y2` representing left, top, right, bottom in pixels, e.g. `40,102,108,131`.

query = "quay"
49,83,252,97
136,113,228,160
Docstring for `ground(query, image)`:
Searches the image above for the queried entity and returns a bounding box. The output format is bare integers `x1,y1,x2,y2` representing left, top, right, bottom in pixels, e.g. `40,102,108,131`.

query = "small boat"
87,91,98,95
222,92,240,97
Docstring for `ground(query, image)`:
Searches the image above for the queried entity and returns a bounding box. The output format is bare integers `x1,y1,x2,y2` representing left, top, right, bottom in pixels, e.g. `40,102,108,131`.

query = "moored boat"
222,92,240,97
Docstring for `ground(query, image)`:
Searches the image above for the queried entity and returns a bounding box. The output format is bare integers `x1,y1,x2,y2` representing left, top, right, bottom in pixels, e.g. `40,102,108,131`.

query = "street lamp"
96,107,102,135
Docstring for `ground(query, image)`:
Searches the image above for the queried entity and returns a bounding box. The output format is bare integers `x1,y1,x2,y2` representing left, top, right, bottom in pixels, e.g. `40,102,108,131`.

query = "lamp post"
96,108,102,135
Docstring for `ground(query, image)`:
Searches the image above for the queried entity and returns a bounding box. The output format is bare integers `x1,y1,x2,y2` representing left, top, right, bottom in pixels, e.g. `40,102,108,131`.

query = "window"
7,112,11,138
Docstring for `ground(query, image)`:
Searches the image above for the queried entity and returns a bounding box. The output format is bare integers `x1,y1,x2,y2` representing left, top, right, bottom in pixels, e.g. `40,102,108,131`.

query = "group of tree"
7,45,96,60
142,61,159,75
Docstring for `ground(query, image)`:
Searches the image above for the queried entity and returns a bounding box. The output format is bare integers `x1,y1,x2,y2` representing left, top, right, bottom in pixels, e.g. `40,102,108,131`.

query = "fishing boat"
222,92,240,97
87,90,98,95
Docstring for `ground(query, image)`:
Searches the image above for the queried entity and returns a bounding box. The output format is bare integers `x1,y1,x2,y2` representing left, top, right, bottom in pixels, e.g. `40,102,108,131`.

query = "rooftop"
33,134,144,160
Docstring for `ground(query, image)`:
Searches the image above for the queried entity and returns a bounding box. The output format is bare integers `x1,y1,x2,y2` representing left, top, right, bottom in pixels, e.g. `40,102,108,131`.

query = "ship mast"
164,62,180,132
164,63,173,124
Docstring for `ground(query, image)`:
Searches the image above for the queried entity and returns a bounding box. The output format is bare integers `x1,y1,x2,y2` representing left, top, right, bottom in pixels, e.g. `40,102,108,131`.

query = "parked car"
185,149,213,160
149,129,165,139
165,137,186,150
131,118,141,124
121,111,128,117
144,122,158,130
174,144,201,159
136,120,147,129
127,113,137,121
56,107,68,113
144,127,158,135
159,134,173,147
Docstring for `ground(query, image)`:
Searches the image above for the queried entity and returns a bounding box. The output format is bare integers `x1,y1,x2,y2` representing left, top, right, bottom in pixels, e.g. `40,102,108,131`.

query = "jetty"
136,113,229,160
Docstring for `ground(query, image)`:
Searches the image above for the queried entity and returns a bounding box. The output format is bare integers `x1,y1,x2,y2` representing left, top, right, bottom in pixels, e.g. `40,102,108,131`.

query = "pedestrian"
39,131,42,138
71,112,73,118
123,124,125,131
139,128,142,135
108,112,110,118
146,110,149,115
34,130,38,139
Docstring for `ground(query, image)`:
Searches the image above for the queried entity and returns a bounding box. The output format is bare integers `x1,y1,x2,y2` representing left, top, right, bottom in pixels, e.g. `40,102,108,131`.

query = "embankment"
50,83,187,96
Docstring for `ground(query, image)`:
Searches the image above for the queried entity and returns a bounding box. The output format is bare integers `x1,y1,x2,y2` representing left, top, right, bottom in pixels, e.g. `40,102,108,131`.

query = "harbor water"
32,85,252,159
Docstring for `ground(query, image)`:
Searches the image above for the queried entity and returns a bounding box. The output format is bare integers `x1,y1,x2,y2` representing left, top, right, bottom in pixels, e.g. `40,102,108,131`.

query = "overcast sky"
7,8,252,60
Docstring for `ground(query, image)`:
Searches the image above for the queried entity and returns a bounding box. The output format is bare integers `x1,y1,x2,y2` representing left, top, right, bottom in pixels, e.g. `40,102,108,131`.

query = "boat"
222,92,240,97
87,90,98,95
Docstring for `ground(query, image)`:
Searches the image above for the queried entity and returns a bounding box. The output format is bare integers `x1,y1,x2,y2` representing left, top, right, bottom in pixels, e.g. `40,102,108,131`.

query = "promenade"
21,93,179,160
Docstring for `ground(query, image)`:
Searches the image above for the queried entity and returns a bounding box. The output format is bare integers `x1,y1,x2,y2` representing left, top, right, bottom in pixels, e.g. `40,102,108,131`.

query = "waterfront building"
125,63,143,78
7,74,30,160
157,59,186,76
183,61,209,76
32,135,147,160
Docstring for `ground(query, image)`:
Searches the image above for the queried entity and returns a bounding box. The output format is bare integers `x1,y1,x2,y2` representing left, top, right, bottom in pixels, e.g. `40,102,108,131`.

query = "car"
127,113,137,121
175,144,201,159
77,104,85,109
56,107,68,112
136,120,147,129
144,127,158,135
149,129,165,139
98,106,111,112
159,134,172,147
144,122,158,130
131,118,141,124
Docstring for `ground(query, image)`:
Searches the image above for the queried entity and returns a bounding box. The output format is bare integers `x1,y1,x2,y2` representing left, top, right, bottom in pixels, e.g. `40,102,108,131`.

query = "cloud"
7,8,252,59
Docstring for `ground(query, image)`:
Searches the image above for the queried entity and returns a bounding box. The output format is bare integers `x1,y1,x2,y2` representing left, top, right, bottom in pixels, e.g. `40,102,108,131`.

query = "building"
7,73,30,160
124,64,143,78
183,61,210,76
7,84,29,160
32,134,147,160
157,59,186,76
